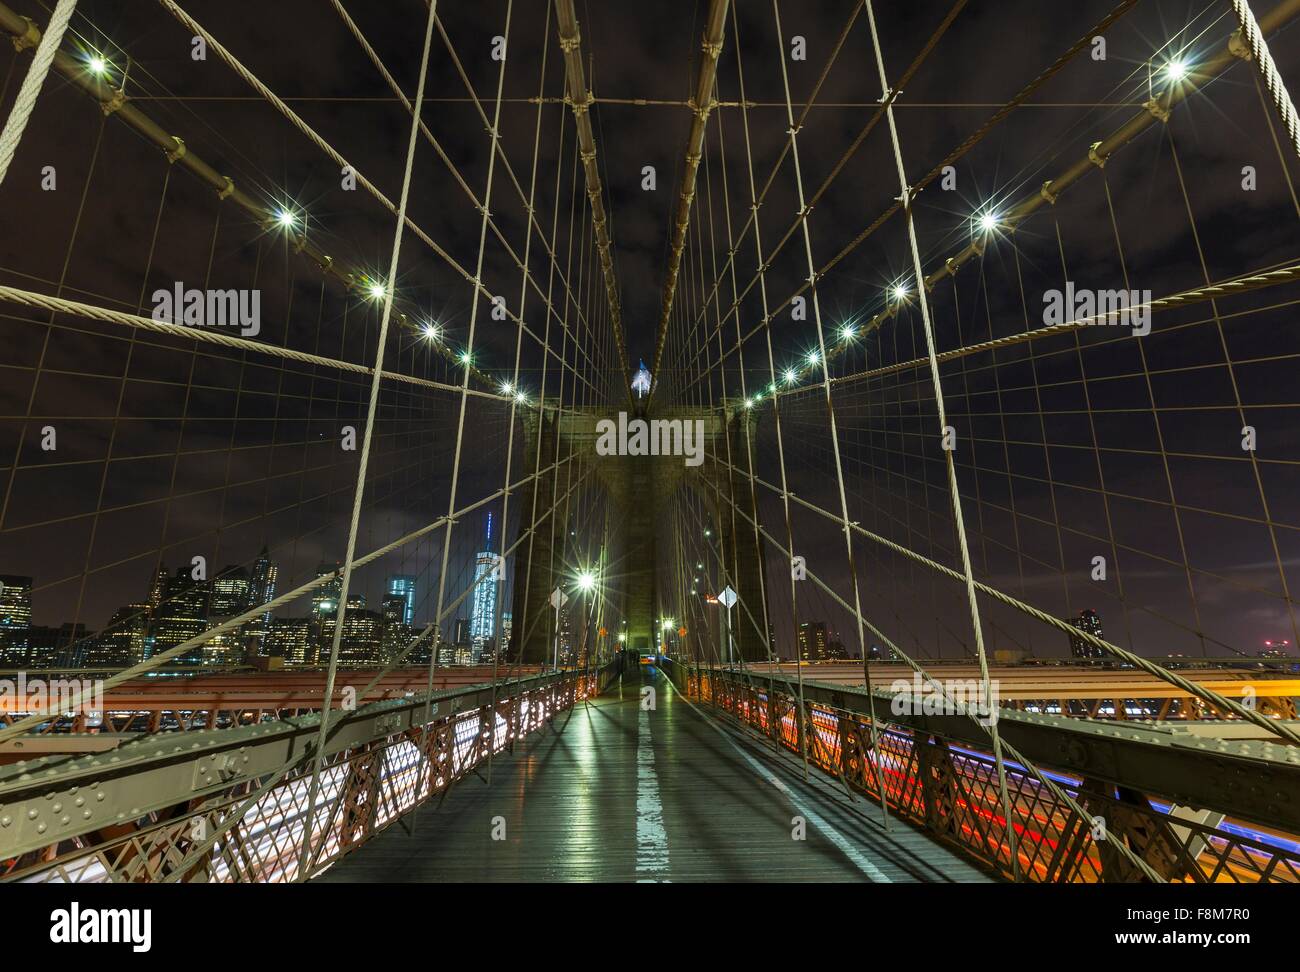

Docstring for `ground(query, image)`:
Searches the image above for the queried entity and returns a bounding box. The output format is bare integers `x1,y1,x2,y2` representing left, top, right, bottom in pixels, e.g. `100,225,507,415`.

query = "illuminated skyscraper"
386,574,416,626
0,574,33,665
1066,609,1105,659
631,359,652,397
469,514,501,657
248,546,279,632
211,567,251,616
798,621,829,661
151,568,210,665
86,604,150,667
312,562,342,618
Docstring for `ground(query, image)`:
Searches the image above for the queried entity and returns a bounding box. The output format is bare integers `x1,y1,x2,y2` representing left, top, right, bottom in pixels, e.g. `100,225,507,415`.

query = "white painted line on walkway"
635,698,671,881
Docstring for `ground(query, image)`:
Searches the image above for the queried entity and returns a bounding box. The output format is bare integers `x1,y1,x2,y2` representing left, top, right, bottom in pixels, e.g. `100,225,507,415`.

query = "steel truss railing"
673,661,1300,884
0,663,617,883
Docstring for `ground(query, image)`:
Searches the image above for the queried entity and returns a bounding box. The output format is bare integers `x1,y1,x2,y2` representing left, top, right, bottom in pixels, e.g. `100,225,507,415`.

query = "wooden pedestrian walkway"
318,666,993,883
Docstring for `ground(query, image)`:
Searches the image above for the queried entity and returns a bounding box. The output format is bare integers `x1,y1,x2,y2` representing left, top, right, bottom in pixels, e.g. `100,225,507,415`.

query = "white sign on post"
550,587,569,610
717,586,737,608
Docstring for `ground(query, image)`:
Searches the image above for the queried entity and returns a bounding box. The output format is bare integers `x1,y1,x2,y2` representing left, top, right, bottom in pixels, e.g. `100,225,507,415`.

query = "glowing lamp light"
87,55,108,76
806,350,821,366
501,382,513,396
1165,59,1188,82
459,351,473,366
515,391,528,404
275,209,297,229
367,282,386,300
783,368,798,385
978,211,999,232
422,323,439,340
576,570,596,592
891,283,909,301
840,325,856,341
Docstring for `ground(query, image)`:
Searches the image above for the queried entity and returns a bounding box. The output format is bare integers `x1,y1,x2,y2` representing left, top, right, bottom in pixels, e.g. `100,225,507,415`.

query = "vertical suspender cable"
296,0,441,882
0,0,78,185
863,0,1018,874
426,1,515,718
771,0,890,818
1229,0,1300,160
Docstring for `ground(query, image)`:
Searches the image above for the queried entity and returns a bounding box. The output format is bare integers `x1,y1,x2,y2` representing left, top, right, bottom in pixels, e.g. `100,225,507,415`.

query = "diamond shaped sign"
549,587,569,610
717,586,737,608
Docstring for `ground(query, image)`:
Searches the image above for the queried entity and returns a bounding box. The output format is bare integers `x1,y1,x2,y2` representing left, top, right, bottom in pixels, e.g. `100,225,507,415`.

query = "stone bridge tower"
509,402,768,663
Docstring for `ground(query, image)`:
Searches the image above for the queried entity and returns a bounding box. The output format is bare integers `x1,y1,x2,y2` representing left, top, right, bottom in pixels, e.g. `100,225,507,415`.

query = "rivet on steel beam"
1087,141,1108,168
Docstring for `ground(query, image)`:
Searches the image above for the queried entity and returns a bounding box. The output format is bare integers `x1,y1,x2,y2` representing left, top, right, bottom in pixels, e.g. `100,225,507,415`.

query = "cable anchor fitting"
1142,97,1171,124
100,87,127,117
1227,29,1253,61
10,16,40,51
165,136,187,164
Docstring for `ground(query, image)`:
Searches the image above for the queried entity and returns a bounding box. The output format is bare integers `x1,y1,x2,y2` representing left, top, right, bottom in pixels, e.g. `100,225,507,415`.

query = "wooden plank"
317,668,992,883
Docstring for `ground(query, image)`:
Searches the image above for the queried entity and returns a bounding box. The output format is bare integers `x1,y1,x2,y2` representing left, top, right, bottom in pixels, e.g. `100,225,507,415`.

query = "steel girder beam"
647,0,730,398
0,669,601,863
553,0,631,391
685,664,1300,837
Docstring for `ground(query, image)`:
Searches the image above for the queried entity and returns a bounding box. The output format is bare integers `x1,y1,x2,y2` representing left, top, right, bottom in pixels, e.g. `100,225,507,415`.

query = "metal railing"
1,663,617,883
669,660,1300,883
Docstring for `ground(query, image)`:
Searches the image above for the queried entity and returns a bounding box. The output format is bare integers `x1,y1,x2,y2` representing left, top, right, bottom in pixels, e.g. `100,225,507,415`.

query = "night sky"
0,0,1298,663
